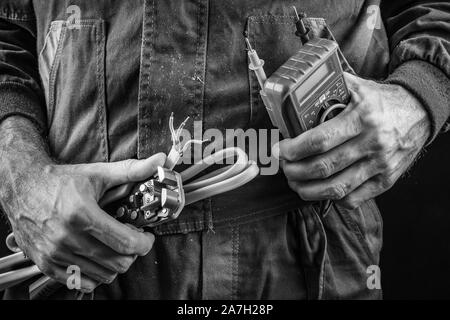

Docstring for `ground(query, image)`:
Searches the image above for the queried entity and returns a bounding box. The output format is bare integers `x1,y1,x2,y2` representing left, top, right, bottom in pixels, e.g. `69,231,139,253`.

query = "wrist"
384,60,450,144
0,115,54,167
0,116,54,219
390,83,431,145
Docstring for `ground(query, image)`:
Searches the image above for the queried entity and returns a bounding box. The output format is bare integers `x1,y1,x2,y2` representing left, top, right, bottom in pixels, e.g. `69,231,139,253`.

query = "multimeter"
246,11,350,138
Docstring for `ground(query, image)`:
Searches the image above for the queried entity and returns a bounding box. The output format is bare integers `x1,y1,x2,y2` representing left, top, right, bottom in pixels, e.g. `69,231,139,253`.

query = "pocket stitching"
47,24,67,128
46,19,108,162
94,20,109,162
47,20,101,127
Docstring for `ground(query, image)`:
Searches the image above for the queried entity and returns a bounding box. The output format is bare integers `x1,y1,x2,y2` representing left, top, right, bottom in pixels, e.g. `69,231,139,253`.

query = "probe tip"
244,37,253,52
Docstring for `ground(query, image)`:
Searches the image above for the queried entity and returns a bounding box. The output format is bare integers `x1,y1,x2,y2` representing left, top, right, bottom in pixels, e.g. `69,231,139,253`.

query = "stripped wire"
169,113,207,156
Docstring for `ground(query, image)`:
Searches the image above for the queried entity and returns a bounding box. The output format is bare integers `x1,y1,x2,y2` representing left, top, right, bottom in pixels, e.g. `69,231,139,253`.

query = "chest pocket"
38,19,108,164
245,16,354,128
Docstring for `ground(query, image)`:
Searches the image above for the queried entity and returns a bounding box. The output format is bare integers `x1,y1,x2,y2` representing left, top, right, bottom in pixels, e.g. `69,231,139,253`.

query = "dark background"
377,133,450,299
1,133,449,299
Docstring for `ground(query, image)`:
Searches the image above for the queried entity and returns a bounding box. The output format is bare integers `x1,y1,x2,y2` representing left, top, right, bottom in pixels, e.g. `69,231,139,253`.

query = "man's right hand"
0,116,166,293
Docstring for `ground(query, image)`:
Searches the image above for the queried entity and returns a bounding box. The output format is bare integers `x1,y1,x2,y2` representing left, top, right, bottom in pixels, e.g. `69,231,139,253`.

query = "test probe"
245,7,350,138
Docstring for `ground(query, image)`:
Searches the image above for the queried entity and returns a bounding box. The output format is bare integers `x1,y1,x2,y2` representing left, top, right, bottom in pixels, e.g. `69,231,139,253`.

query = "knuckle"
315,159,333,178
328,183,348,200
119,236,137,255
308,132,330,153
115,257,134,274
359,106,381,129
117,263,130,274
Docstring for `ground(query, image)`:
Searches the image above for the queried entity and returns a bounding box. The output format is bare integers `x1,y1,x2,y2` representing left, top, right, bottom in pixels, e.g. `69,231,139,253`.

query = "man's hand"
0,117,166,293
273,72,430,209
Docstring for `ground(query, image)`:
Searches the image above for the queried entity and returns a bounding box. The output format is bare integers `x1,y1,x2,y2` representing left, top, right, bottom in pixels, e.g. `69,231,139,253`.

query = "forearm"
0,116,53,219
381,1,450,141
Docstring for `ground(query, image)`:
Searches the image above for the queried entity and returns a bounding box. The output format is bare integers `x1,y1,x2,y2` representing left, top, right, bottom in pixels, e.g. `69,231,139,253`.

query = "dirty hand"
3,151,165,293
274,72,430,209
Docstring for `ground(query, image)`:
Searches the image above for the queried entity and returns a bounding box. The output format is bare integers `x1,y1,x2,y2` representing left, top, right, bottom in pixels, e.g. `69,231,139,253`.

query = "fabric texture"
385,60,450,142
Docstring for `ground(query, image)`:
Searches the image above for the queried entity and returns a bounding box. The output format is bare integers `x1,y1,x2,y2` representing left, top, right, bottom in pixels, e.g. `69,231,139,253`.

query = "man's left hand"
273,72,431,209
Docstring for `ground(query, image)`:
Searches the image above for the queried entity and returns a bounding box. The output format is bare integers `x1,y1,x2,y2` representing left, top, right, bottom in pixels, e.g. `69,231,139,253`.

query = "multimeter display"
294,62,333,103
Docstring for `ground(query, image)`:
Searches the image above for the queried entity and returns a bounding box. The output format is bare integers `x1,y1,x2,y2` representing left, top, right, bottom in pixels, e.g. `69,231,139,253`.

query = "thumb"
92,153,167,189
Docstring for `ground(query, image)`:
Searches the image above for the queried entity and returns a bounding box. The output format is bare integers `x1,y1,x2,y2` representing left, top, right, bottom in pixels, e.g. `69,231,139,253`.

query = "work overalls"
4,0,393,299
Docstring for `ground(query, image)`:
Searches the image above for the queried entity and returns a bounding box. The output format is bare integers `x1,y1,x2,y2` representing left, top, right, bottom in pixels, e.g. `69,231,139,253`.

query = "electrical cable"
0,265,40,292
0,114,260,297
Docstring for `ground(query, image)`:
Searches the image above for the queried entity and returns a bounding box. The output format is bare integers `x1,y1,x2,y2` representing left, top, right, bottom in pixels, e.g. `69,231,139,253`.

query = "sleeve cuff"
384,60,450,143
0,82,47,134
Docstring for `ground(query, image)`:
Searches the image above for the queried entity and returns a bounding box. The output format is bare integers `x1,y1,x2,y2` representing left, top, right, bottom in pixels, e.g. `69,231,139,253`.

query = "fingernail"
272,143,280,160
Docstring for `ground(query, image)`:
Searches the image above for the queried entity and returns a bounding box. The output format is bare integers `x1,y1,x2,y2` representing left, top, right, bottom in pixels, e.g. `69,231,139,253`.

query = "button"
159,208,169,218
130,211,138,220
116,207,126,218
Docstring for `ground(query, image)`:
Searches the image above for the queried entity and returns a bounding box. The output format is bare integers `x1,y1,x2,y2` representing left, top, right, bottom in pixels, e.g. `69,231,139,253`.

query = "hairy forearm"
0,116,54,219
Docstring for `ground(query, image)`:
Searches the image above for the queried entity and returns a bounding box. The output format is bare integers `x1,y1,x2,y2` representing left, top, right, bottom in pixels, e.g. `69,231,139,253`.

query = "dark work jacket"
0,0,449,299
